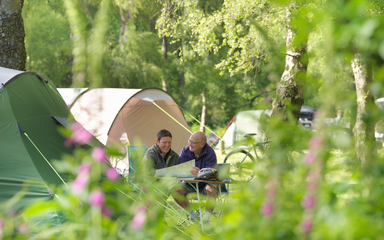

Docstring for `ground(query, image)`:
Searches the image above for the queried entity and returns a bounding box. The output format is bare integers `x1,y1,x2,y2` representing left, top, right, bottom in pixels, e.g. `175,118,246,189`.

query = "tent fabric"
220,110,271,149
0,67,74,209
0,67,23,84
58,88,191,171
220,122,235,149
56,88,88,106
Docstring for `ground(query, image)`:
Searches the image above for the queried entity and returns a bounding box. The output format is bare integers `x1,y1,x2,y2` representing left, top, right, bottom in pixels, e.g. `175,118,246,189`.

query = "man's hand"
190,167,200,176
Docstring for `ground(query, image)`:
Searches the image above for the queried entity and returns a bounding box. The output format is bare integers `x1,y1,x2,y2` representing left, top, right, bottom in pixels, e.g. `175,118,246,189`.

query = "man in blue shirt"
179,131,218,224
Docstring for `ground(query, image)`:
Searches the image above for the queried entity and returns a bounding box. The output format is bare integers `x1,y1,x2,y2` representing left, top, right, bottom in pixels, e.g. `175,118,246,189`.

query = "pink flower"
0,219,4,239
72,163,91,194
307,181,317,195
301,218,313,234
72,174,89,195
66,122,93,145
102,205,113,218
131,206,147,230
264,97,271,103
260,203,273,216
304,152,316,166
306,171,318,195
92,147,107,163
309,136,322,149
64,139,73,147
18,223,29,234
266,179,277,199
89,190,105,207
307,170,319,182
301,196,315,209
106,167,120,181
78,163,92,174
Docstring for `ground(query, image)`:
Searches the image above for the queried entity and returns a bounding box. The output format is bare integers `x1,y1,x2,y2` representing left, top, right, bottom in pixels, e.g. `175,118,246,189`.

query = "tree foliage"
22,0,276,128
23,0,72,86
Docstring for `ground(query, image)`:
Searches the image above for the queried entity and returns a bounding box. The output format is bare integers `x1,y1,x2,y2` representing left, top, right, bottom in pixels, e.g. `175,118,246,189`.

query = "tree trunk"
271,8,305,121
336,107,343,119
200,90,206,132
178,71,186,103
161,35,167,91
351,54,375,164
176,41,186,104
161,35,168,60
0,0,26,70
118,8,133,46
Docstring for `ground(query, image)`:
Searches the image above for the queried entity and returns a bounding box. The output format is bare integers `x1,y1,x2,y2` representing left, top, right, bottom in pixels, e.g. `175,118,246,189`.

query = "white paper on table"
155,160,195,178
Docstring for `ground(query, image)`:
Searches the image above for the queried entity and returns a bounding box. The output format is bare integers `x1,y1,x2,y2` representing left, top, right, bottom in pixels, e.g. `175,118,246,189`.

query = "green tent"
0,67,74,209
220,110,271,149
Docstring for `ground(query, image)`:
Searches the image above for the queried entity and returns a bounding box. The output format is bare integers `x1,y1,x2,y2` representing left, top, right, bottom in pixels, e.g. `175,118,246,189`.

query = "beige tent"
57,88,192,172
56,88,88,107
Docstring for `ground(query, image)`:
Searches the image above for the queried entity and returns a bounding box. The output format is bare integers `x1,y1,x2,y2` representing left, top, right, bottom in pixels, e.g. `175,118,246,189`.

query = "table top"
151,176,232,184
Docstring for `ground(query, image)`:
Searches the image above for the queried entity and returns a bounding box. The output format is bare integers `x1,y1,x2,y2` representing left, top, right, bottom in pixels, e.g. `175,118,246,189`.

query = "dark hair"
157,129,172,141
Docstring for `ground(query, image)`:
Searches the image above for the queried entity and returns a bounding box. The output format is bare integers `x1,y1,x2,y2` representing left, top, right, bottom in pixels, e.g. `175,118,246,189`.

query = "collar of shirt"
155,143,172,161
192,144,208,160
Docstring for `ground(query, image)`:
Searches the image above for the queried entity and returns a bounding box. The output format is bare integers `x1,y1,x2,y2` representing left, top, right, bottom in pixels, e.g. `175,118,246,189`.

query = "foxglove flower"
260,203,273,216
301,196,315,209
18,223,28,235
301,218,313,234
89,190,105,207
66,122,93,146
0,219,4,239
106,167,120,181
102,205,113,218
260,179,277,216
72,163,91,194
309,136,322,150
304,152,316,166
92,147,107,163
131,206,147,230
77,163,92,174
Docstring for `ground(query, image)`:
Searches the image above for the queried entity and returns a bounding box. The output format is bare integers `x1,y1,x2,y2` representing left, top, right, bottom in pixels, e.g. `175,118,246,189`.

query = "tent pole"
152,102,192,134
177,104,220,138
23,133,68,187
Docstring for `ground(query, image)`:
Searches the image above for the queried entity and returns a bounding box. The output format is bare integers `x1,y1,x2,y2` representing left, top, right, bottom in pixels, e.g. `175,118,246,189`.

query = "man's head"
188,131,206,155
156,129,172,156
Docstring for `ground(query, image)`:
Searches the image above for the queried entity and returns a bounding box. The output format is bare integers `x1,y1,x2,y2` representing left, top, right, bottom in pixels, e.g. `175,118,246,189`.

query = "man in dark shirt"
143,129,180,176
179,131,218,223
142,129,190,212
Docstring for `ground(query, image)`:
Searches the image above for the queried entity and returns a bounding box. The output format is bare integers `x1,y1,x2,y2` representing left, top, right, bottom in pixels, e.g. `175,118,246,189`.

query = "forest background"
19,0,384,163
21,0,317,134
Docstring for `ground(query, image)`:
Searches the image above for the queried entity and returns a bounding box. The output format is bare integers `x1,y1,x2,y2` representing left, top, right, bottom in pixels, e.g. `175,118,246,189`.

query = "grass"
160,147,361,237
162,195,226,238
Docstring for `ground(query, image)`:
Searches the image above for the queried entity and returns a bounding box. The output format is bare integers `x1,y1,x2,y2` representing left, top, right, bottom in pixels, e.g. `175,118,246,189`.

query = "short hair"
157,129,172,141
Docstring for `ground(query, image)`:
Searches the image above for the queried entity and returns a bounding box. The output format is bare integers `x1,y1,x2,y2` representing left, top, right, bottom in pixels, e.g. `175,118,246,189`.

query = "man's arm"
203,147,217,168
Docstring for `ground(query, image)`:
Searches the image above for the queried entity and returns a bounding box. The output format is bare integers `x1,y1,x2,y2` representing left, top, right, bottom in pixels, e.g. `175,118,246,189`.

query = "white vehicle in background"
375,98,384,144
